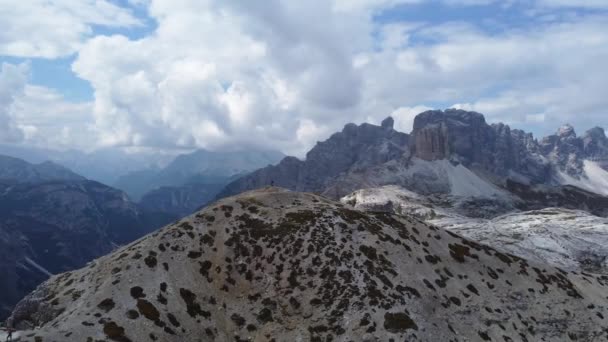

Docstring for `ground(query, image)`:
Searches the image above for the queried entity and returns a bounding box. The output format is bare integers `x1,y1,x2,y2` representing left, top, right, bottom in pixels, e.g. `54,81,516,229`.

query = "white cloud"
65,1,608,156
0,63,28,142
12,85,94,149
390,105,434,133
0,62,94,148
71,0,387,156
1,0,604,156
0,0,141,58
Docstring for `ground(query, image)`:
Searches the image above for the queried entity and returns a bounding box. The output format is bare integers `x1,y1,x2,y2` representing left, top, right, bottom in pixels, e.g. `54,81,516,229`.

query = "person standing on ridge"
5,319,14,342
5,327,13,342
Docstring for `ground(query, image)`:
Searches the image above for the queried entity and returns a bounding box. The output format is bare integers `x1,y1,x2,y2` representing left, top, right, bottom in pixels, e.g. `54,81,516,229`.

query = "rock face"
0,155,84,183
9,188,608,341
411,109,549,183
217,118,409,198
540,125,608,176
0,179,175,320
216,109,608,213
412,109,486,162
540,124,585,176
583,127,608,169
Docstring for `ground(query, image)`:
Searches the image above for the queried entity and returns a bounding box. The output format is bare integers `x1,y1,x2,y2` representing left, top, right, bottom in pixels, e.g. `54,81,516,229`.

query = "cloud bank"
1,0,607,156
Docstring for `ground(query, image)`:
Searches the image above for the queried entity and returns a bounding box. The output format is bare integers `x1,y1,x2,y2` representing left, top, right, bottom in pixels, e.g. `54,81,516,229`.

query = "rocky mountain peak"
540,125,586,176
558,124,576,138
9,187,608,341
413,109,486,130
217,120,408,199
585,126,606,140
583,126,608,169
411,109,490,162
381,116,394,130
409,109,551,183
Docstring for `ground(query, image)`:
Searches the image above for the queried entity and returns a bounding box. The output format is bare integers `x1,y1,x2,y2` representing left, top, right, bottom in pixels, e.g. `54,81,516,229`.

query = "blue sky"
0,0,607,155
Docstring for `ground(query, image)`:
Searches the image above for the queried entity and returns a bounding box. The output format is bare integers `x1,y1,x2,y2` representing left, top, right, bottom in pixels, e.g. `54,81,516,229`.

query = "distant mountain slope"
0,155,84,183
0,176,176,320
138,183,227,218
217,117,409,198
115,149,284,201
9,188,608,341
0,145,174,185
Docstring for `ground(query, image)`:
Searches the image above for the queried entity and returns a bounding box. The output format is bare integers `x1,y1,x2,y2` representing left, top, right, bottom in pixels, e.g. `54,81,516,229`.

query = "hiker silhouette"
5,327,13,342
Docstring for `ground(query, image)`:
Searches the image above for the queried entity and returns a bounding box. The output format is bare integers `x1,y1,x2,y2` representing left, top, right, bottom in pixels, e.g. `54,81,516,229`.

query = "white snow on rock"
343,186,608,273
435,208,608,273
557,160,608,196
405,159,507,198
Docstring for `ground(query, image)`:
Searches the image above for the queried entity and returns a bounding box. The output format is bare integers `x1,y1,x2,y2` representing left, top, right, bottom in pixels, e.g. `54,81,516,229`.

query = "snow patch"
557,160,608,196
410,159,505,198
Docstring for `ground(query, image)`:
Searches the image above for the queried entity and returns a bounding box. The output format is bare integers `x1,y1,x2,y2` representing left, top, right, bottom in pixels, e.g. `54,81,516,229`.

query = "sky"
0,0,607,157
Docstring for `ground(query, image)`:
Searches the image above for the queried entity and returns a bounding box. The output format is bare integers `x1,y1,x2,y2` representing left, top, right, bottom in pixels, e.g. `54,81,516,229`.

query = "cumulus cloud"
0,62,94,148
0,63,28,142
1,0,604,156
441,17,608,134
72,0,394,155
0,0,140,58
11,85,94,149
66,1,608,155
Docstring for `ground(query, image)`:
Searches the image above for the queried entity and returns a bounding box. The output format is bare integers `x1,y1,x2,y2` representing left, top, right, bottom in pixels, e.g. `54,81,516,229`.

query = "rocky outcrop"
411,109,550,183
412,109,488,162
410,113,608,181
9,188,608,341
540,124,585,176
217,117,408,198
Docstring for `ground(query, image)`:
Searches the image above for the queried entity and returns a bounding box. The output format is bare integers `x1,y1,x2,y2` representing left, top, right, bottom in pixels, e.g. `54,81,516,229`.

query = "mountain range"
0,157,176,320
2,108,608,340
115,149,284,201
220,109,608,204
114,149,284,217
0,145,175,186
216,108,608,275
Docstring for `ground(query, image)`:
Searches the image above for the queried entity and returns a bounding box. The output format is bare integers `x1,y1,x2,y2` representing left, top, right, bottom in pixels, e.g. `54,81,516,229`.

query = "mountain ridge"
217,109,608,208
0,155,177,320
8,187,608,341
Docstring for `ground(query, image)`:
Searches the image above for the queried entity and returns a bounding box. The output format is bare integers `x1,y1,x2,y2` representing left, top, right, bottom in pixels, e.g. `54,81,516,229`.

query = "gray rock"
410,109,550,183
540,124,585,176
583,126,608,170
217,117,408,198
